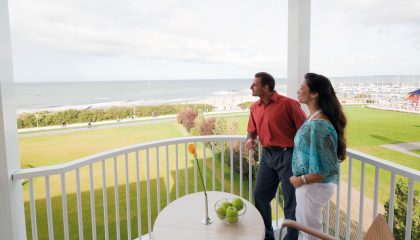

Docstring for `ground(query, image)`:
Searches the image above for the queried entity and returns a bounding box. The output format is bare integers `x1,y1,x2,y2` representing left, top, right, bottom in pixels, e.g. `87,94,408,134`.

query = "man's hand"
245,138,256,150
289,176,303,188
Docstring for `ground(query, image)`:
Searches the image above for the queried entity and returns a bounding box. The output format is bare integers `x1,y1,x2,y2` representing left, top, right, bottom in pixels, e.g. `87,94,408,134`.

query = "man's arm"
289,101,307,129
245,132,257,150
247,131,257,140
246,107,257,149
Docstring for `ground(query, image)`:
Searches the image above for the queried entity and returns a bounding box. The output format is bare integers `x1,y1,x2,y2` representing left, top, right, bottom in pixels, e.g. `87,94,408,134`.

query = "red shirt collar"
257,91,281,106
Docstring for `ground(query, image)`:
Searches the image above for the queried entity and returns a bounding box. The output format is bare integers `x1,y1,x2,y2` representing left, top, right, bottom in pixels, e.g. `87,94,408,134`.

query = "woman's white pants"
295,183,336,240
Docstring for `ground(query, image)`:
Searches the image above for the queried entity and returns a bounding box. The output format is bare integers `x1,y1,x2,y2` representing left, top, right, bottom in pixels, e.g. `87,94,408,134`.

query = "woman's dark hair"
305,73,347,161
255,72,275,92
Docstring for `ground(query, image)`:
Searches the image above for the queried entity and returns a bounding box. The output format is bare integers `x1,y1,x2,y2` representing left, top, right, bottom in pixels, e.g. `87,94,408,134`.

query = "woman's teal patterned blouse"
292,119,340,184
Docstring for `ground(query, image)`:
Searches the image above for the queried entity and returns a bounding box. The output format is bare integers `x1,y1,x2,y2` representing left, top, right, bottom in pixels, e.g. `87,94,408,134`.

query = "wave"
17,101,126,114
142,97,197,105
213,90,239,96
93,97,110,100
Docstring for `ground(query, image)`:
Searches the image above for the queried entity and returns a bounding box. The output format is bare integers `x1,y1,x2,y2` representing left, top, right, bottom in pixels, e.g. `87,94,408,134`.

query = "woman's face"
297,80,317,104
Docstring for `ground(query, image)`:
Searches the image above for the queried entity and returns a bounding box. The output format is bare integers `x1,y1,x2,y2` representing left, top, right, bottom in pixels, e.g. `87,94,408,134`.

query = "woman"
289,73,347,240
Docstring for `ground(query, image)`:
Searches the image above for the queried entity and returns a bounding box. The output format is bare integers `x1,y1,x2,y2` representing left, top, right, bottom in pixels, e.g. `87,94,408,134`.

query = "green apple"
216,206,226,216
226,216,239,224
216,206,226,219
231,198,244,211
225,206,238,218
221,201,232,209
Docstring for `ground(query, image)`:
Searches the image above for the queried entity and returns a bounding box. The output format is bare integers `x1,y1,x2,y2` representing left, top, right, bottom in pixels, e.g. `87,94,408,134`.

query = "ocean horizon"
14,75,420,113
15,79,275,113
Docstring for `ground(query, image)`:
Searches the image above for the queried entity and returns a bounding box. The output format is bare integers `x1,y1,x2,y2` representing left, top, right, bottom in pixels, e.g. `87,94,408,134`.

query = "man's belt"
264,146,293,151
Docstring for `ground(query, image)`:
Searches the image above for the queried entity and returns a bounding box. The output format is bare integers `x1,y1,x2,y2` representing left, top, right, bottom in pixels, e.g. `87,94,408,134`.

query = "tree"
384,179,419,240
176,108,198,132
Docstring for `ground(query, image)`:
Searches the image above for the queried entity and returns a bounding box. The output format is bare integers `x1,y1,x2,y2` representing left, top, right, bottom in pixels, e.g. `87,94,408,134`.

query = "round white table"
152,191,265,240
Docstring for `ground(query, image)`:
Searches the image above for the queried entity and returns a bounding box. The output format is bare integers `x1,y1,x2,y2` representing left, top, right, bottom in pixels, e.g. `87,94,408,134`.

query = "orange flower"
188,144,196,155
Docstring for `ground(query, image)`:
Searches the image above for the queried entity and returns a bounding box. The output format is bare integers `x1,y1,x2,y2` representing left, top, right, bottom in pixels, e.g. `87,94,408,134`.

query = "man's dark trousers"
254,147,298,240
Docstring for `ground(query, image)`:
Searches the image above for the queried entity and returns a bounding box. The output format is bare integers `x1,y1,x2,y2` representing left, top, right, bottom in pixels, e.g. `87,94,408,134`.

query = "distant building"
406,89,420,107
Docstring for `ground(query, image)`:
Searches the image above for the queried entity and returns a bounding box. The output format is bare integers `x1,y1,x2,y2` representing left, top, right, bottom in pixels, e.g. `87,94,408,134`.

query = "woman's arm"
289,174,326,188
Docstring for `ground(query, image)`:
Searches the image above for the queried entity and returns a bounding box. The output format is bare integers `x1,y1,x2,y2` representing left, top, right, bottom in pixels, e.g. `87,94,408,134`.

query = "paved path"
382,142,420,158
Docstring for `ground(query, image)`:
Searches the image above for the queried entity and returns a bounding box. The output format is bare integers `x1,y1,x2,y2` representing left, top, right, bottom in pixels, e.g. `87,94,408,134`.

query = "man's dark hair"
255,72,275,92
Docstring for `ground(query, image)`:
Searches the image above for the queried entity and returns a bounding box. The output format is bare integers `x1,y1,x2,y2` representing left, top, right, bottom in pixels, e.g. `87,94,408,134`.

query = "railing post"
287,0,311,100
0,0,27,238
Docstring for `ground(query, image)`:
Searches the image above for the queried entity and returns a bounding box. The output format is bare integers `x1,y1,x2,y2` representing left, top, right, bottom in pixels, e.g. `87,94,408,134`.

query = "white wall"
0,0,27,238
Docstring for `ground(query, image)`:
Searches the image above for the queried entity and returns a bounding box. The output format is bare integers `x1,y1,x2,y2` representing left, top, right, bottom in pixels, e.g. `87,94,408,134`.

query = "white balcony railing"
12,136,420,240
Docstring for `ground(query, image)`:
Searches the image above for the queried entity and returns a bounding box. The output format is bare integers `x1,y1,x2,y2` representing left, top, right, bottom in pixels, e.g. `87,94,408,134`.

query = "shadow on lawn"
370,134,403,144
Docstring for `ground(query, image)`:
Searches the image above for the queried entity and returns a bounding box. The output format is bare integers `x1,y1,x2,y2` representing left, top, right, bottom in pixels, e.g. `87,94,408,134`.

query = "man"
246,72,306,240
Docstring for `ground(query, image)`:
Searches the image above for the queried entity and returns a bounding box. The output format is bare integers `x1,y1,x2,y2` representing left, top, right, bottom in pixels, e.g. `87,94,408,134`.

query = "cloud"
9,0,284,70
338,0,420,25
7,0,420,81
310,0,420,76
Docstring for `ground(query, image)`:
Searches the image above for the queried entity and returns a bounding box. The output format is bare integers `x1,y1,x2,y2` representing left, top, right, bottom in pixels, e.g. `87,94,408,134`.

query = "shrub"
238,101,254,110
17,104,213,129
213,118,258,180
213,118,228,135
384,179,419,240
226,119,239,135
198,117,216,136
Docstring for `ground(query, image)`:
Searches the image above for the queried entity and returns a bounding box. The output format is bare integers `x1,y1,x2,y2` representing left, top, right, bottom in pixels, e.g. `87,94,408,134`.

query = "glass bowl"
214,198,247,225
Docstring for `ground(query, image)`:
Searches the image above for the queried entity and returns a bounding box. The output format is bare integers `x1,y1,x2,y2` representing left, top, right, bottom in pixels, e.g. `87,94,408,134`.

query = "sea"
13,75,420,113
14,79,286,113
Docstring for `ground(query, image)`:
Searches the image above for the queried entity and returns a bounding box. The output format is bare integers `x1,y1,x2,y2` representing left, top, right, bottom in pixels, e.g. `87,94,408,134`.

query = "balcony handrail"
10,135,420,240
14,136,420,181
347,149,420,181
13,135,246,180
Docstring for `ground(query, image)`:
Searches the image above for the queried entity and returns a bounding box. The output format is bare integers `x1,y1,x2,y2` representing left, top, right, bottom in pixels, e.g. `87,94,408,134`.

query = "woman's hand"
289,176,303,188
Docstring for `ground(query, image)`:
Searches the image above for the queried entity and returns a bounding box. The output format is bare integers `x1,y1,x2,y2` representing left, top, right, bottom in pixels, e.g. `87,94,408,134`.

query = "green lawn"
344,107,420,147
20,122,280,239
229,107,420,150
20,122,186,167
19,107,420,239
333,107,420,203
230,107,420,202
213,108,420,205
230,107,420,169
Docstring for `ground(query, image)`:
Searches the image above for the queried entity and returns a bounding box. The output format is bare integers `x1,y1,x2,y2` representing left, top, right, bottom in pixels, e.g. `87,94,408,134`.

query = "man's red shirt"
247,91,306,148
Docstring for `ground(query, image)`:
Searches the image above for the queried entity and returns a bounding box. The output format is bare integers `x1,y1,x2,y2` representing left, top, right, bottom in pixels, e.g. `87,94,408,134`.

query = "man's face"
250,77,264,97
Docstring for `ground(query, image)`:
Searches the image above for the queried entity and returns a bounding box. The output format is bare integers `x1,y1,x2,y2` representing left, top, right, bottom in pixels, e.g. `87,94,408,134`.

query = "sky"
8,0,420,82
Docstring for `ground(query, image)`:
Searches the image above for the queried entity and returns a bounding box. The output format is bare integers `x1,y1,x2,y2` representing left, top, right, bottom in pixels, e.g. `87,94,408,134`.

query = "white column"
287,0,311,100
0,0,27,239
